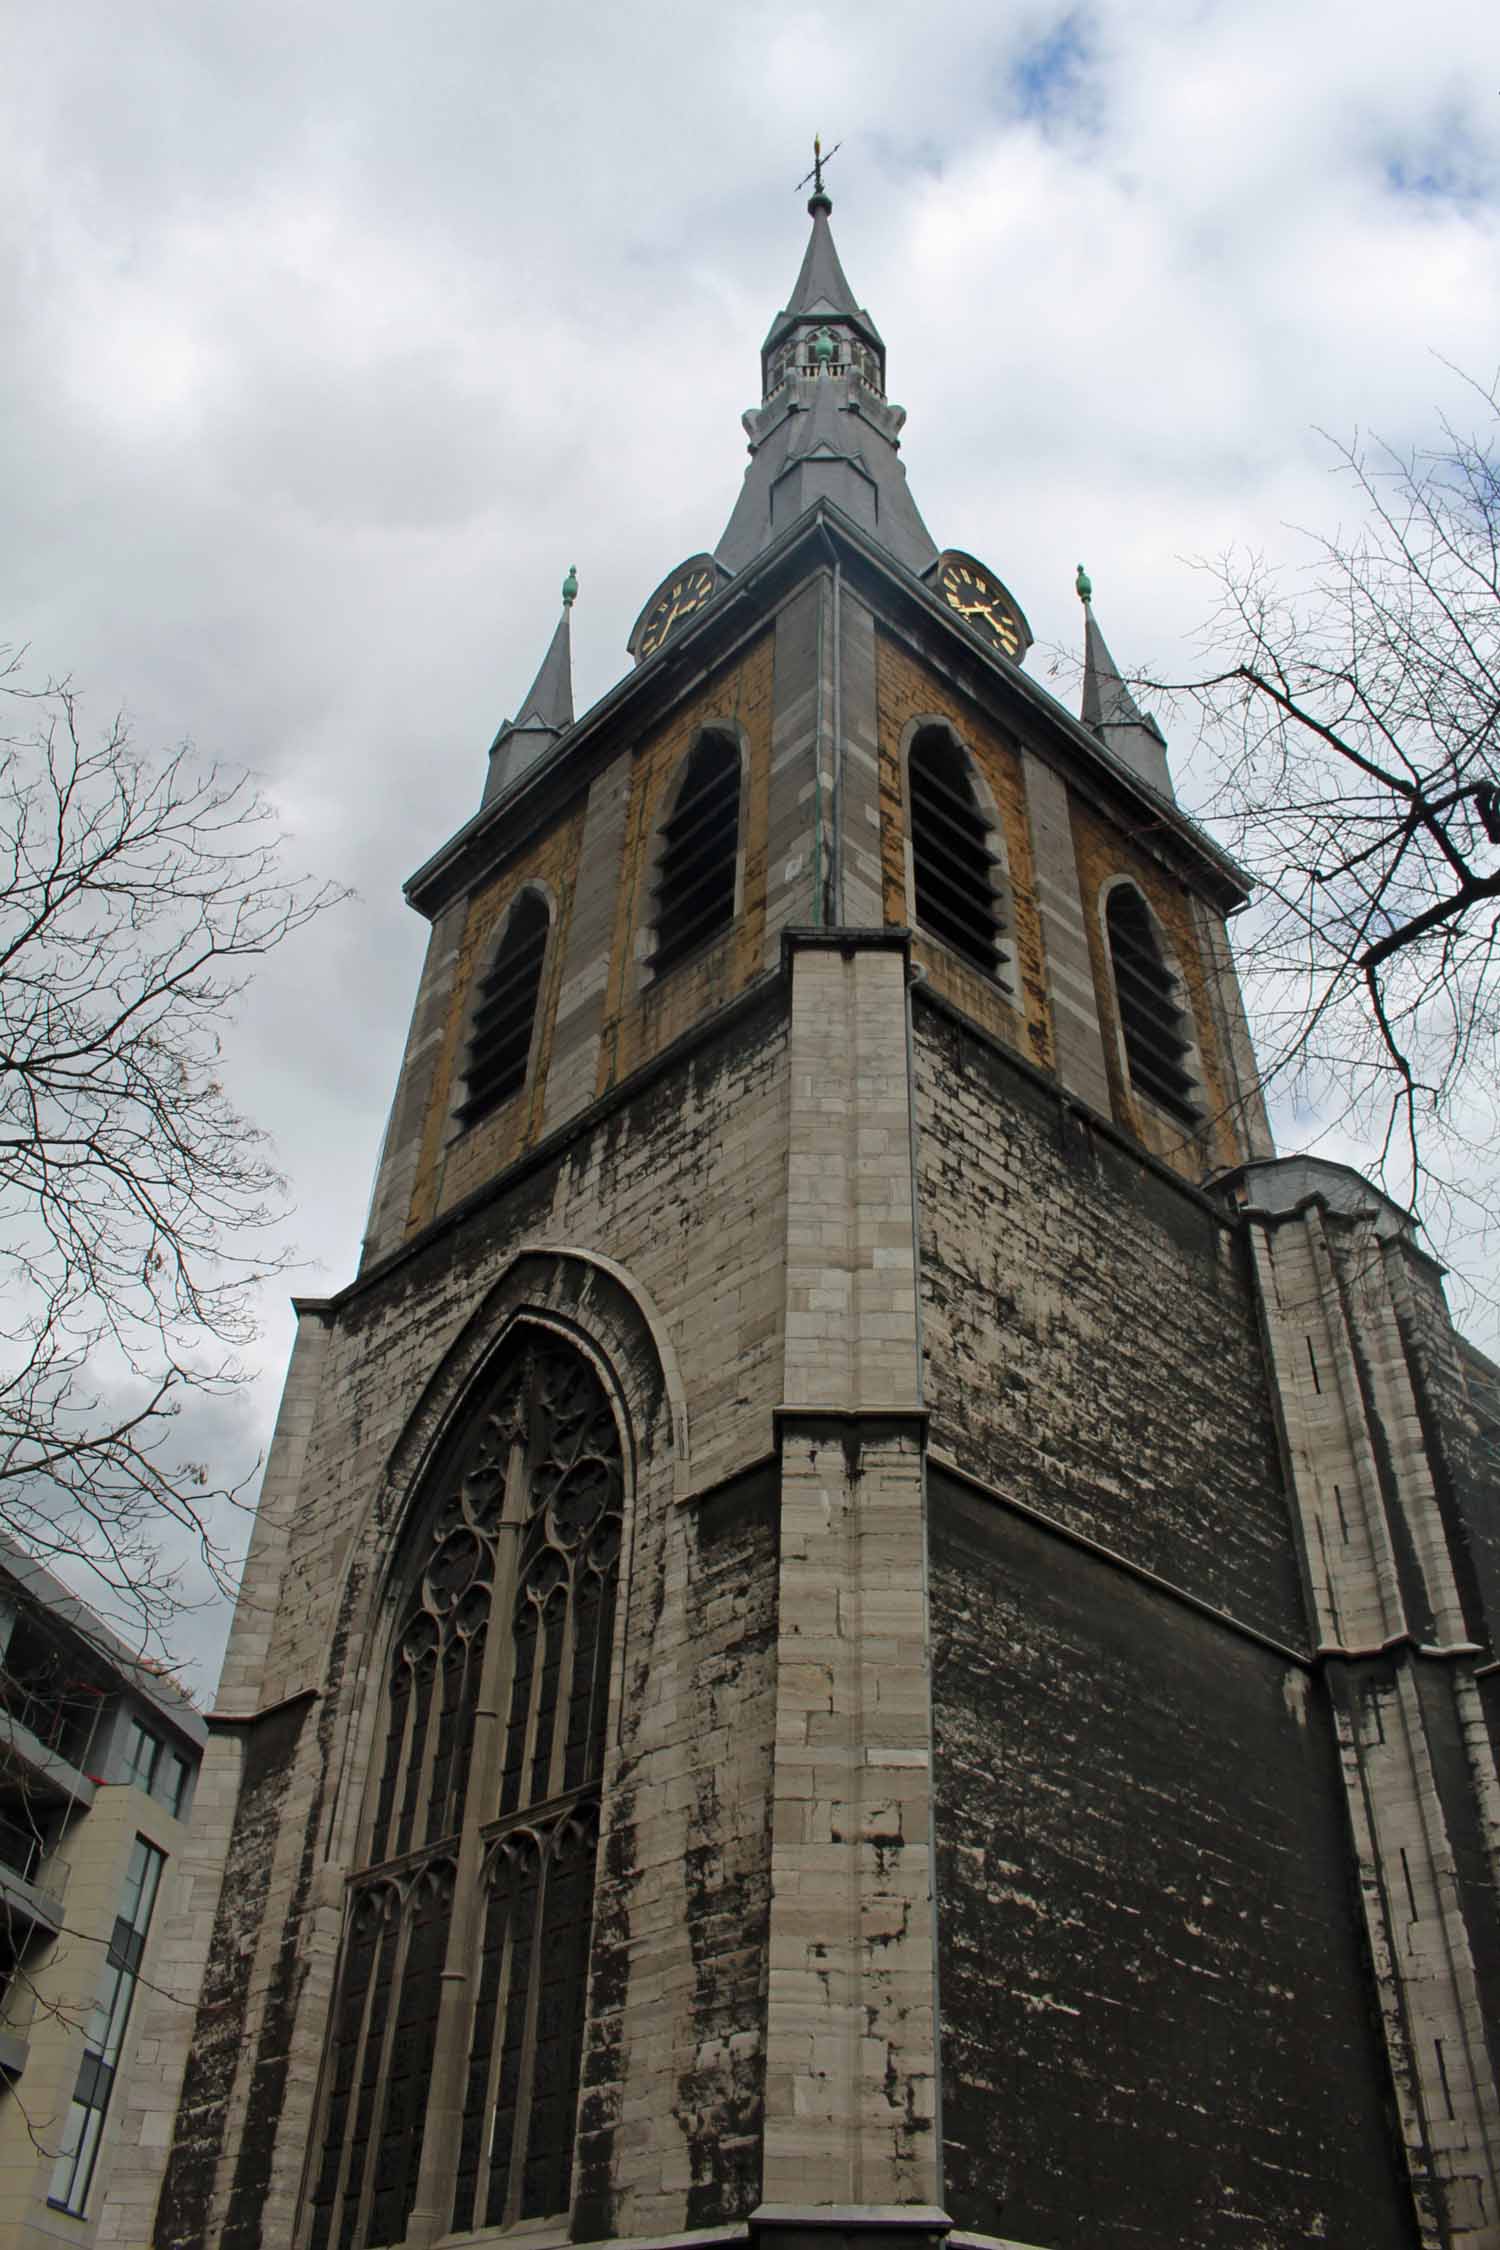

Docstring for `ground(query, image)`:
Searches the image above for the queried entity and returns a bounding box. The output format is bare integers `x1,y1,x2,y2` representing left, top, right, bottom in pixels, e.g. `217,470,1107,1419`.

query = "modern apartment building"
0,1537,205,2250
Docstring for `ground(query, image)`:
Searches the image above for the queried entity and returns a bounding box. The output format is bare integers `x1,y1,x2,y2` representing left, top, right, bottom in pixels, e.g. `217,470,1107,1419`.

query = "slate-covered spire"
1077,566,1175,800
483,570,577,806
715,187,936,578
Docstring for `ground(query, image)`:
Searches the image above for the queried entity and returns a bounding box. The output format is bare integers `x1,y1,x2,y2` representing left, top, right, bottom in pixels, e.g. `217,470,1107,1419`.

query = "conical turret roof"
1077,573,1174,799
482,580,577,806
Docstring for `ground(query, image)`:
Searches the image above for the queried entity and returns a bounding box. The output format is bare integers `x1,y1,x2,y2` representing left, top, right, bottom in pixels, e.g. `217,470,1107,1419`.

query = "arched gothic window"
908,727,1008,985
306,1333,623,2250
458,892,550,1129
651,730,740,976
1105,884,1200,1124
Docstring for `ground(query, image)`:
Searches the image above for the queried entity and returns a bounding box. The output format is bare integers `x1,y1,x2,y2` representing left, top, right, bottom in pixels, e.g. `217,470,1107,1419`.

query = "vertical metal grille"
309,1335,623,2250
652,732,739,975
458,893,550,1126
1106,885,1200,1123
909,729,1007,983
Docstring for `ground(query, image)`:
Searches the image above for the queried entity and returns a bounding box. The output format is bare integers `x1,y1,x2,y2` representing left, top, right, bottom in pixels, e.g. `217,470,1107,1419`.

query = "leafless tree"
0,653,344,1642
1157,375,1500,1305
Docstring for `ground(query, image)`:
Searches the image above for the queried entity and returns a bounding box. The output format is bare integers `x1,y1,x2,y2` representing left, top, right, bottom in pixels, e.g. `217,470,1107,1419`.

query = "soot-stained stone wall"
163,989,792,2245
929,1471,1416,2249
155,1701,310,2249
914,999,1305,1646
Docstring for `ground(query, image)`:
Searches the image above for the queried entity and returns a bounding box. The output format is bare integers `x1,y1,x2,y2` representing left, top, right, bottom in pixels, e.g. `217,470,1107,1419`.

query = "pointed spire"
1077,568,1174,799
483,573,577,807
784,198,868,331
716,196,934,578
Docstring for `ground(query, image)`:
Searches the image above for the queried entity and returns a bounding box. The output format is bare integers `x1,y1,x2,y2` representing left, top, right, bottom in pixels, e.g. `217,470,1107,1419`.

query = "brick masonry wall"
929,1469,1418,2249
913,999,1305,1645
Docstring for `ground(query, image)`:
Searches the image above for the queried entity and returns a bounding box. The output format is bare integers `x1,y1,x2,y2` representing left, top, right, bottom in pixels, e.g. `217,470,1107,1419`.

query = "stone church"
121,184,1500,2249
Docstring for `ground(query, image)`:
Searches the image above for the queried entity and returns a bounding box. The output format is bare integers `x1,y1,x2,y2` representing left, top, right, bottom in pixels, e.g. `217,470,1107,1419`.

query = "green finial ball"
562,564,578,609
1075,563,1092,605
813,325,835,366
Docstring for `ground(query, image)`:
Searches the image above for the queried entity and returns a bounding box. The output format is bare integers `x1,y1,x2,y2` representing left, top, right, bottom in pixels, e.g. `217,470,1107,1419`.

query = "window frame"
901,717,1015,993
47,1834,165,2217
449,883,557,1141
643,725,748,985
301,1324,629,2250
1099,875,1205,1129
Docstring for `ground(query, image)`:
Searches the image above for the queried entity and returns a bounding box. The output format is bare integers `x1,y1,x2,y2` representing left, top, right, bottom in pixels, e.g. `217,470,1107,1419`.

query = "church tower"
133,180,1500,2250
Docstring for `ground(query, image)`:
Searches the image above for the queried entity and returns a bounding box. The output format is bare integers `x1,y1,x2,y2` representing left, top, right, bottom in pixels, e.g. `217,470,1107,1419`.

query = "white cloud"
3,0,1496,1687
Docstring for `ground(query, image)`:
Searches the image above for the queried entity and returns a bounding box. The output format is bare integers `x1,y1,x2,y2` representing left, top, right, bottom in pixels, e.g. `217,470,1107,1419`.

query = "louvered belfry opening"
909,728,1007,983
307,1332,623,2249
459,893,550,1127
652,731,740,976
1106,885,1200,1124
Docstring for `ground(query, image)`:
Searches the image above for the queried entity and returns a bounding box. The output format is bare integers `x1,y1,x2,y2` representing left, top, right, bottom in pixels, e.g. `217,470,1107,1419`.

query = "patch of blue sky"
1381,117,1496,207
1007,11,1096,129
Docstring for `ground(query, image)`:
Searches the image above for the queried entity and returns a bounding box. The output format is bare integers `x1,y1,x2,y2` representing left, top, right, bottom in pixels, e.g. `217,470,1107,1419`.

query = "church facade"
125,187,1500,2250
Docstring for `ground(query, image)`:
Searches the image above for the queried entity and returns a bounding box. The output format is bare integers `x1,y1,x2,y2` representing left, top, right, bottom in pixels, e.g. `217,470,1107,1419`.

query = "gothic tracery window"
306,1333,623,2250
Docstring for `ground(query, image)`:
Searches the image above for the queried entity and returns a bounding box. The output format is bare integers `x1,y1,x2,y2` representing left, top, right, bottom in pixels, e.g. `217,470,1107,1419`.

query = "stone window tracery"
305,1332,623,2250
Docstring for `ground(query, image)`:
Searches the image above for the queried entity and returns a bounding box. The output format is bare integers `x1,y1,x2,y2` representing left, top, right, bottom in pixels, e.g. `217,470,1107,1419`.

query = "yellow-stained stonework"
407,798,586,1230
597,631,774,1093
874,631,1053,1075
1069,791,1241,1177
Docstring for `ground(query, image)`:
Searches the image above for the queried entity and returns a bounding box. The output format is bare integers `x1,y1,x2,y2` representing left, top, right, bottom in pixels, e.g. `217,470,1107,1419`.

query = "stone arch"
296,1251,685,2248
316,1244,686,1879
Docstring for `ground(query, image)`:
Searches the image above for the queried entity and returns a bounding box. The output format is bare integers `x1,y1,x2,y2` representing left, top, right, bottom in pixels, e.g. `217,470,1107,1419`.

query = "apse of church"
124,177,1500,2250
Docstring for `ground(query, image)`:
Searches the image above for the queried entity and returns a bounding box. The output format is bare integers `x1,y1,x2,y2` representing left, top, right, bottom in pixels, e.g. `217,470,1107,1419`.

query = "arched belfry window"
651,730,740,976
908,727,1008,985
306,1333,623,2249
1105,884,1200,1124
458,892,550,1128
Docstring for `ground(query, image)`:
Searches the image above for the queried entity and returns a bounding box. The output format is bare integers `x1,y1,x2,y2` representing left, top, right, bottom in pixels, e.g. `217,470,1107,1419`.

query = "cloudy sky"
4,0,1496,1685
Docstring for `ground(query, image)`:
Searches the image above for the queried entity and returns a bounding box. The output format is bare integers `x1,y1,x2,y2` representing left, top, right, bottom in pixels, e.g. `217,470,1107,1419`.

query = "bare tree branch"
0,651,347,1640
1141,377,1500,1316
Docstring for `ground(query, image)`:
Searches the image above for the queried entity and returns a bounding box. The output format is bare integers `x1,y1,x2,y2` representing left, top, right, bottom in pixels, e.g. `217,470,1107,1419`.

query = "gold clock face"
937,556,1029,661
637,564,716,659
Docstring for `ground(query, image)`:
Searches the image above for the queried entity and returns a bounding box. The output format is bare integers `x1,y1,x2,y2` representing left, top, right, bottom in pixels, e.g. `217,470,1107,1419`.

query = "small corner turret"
1076,564,1174,800
482,571,577,808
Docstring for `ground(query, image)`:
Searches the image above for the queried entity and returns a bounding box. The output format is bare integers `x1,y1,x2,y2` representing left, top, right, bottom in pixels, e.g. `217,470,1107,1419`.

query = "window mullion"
403,1435,528,2242
502,1849,551,2226
348,1903,412,2250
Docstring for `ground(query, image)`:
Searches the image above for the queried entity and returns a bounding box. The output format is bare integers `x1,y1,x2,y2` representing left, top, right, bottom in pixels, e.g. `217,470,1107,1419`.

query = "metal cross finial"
797,134,842,203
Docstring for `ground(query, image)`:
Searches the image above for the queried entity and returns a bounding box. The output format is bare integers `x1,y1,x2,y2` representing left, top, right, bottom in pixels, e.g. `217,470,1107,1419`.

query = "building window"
651,731,740,976
48,1835,164,2214
458,893,551,1129
1105,884,1200,1123
121,1717,191,1815
306,1330,623,2250
908,726,1008,984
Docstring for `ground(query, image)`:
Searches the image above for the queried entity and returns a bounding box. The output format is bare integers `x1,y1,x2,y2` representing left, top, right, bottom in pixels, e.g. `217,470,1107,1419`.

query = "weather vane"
797,134,842,200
